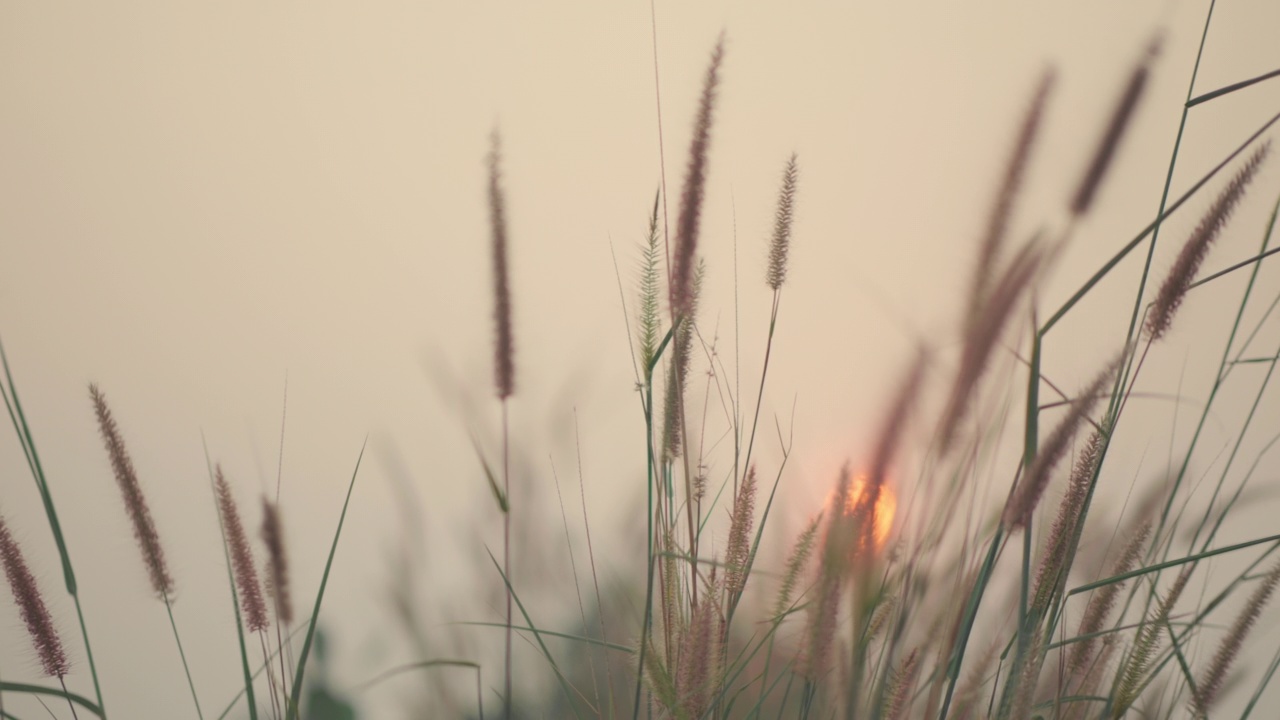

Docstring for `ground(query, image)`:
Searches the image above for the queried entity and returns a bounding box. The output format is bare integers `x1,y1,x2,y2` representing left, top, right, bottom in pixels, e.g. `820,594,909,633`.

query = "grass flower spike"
90,383,174,598
215,465,269,633
0,515,70,678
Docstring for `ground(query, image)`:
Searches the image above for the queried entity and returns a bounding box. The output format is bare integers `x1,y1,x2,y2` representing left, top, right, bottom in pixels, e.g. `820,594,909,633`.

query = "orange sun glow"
835,473,897,548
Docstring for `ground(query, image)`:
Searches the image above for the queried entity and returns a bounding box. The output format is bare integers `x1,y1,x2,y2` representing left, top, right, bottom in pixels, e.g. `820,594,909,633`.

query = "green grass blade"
458,621,635,654
485,548,587,719
0,682,103,718
1186,67,1280,108
1070,534,1280,596
286,438,366,719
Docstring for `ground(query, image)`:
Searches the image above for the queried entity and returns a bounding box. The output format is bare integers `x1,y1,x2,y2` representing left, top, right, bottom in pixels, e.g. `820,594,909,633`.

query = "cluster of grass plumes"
0,351,363,720
456,23,1280,720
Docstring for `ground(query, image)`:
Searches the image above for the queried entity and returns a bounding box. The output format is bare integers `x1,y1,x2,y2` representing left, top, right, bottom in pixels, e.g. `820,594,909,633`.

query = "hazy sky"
3,2,1280,717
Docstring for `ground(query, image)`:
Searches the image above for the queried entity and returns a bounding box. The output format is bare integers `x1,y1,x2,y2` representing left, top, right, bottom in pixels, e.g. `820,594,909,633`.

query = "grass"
2,5,1280,720
453,9,1280,719
0,345,366,720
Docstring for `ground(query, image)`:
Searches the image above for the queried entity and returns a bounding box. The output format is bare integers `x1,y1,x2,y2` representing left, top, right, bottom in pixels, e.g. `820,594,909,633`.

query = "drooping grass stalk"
0,340,106,718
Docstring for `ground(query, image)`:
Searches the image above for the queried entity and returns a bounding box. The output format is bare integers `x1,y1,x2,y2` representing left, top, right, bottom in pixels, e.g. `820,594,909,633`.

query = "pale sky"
2,2,1280,717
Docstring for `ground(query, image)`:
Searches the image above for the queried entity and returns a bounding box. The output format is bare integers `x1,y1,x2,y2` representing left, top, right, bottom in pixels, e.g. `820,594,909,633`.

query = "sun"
839,473,897,549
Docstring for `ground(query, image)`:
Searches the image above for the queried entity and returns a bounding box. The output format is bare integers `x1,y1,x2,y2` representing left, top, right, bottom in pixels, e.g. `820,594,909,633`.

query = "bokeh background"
3,1,1280,717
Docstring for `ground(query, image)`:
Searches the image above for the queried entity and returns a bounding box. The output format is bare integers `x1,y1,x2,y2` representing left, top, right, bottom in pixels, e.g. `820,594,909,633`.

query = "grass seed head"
766,153,799,290
0,516,70,677
488,130,515,400
968,67,1055,321
90,383,174,599
1071,36,1160,216
1145,140,1271,341
260,497,293,627
1191,556,1280,716
216,465,269,633
671,35,724,318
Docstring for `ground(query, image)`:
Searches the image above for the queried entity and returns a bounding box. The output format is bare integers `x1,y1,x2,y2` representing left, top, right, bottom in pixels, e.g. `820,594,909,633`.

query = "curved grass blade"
1069,533,1280,596
0,682,103,718
458,621,635,654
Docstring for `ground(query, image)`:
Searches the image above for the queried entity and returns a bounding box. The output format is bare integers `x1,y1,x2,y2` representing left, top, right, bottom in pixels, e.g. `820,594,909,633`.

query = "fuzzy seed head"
260,498,293,627
968,68,1054,320
1005,359,1117,529
1145,141,1271,341
0,516,70,677
90,383,174,598
725,465,758,602
766,153,799,290
671,36,724,317
488,130,515,400
1191,557,1280,716
1071,37,1160,216
216,466,269,633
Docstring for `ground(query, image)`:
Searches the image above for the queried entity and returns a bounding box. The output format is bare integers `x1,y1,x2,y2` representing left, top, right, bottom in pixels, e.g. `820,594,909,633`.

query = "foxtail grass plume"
857,349,926,555
637,189,663,370
1190,556,1280,716
89,383,174,598
488,131,515,400
1004,359,1117,529
1145,140,1271,341
968,68,1055,321
1030,428,1103,613
1112,565,1192,717
773,512,821,618
260,498,293,627
803,467,856,678
641,638,678,713
1069,521,1149,676
662,259,703,459
0,516,70,677
883,648,920,720
215,466,269,633
765,153,799,290
939,241,1042,452
725,465,758,602
1070,36,1161,216
678,565,721,719
671,35,724,317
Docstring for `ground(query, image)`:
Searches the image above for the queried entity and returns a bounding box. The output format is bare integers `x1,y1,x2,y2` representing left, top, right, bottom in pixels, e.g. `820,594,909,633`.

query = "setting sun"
832,473,897,548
